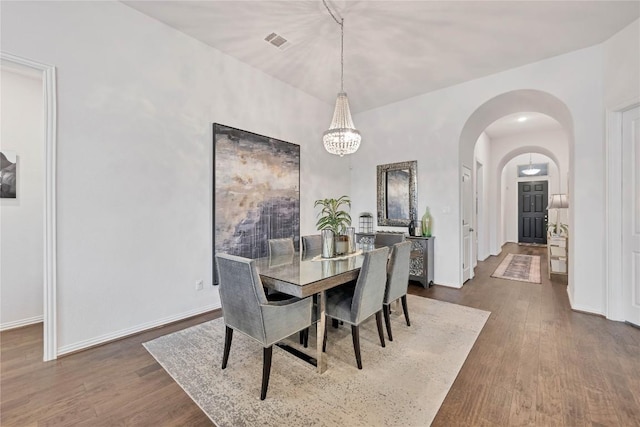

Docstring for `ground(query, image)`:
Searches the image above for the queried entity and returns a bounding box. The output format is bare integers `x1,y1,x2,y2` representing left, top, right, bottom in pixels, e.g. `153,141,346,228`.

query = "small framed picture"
0,150,17,198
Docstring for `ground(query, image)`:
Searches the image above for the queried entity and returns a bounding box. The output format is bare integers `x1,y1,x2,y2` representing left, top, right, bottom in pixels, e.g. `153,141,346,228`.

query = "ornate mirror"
376,160,417,226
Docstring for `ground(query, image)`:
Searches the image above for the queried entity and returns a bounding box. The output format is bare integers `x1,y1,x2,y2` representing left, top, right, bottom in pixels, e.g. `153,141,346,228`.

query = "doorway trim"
606,98,639,322
1,52,57,361
475,160,484,264
462,166,473,283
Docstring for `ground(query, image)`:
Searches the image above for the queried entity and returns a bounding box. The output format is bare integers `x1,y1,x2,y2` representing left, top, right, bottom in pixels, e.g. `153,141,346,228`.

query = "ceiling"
484,112,562,140
122,0,639,115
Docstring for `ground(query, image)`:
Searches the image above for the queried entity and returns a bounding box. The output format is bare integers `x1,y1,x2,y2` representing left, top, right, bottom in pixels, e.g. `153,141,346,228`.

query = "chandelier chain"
322,0,342,26
322,0,345,92
341,18,344,91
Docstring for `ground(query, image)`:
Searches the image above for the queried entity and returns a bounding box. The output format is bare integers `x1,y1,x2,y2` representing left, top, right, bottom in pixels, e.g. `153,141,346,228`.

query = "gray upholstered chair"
323,246,390,369
301,234,322,253
216,253,312,400
265,238,295,300
268,238,295,257
374,232,406,247
382,241,412,341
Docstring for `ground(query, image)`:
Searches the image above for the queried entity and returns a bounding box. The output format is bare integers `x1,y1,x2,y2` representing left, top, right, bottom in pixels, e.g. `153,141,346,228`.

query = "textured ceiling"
122,0,639,115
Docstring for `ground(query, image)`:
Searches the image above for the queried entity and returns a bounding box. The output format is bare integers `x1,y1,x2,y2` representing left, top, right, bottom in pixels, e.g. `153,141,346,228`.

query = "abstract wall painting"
0,151,17,198
213,124,300,281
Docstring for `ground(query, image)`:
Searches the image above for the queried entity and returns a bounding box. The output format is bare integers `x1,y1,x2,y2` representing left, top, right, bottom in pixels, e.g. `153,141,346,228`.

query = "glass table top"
254,250,365,287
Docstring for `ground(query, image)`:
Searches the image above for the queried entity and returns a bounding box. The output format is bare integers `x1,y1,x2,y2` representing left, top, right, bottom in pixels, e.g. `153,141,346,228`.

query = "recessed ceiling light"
517,116,527,122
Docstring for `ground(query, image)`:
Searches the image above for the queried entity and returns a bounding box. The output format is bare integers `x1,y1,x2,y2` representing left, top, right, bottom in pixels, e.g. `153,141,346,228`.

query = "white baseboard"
566,288,604,317
57,303,221,357
437,282,463,289
0,315,44,331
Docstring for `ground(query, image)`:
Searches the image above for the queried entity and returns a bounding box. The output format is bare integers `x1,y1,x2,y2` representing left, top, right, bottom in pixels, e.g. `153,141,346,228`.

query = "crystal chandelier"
322,0,361,157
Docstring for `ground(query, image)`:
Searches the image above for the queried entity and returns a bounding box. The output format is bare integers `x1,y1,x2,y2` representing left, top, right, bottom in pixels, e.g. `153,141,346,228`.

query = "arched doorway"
459,89,574,286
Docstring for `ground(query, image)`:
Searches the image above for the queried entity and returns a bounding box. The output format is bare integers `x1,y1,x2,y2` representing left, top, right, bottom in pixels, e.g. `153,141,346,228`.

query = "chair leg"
332,318,339,328
303,328,309,348
260,346,273,400
351,325,362,369
401,295,411,326
322,322,328,352
375,311,386,348
299,330,304,345
383,304,393,341
221,326,233,369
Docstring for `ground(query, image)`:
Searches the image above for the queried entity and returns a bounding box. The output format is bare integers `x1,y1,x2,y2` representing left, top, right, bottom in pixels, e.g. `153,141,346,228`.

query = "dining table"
254,247,370,373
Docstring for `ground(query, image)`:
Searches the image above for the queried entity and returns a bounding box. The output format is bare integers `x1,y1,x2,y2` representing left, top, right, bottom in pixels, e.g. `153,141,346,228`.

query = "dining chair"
216,253,313,400
374,232,406,247
268,237,295,257
323,246,390,369
382,241,412,341
266,238,296,301
301,234,323,253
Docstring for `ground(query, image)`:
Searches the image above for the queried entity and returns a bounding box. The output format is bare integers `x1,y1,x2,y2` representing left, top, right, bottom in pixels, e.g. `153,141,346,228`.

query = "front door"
518,181,548,244
622,106,640,326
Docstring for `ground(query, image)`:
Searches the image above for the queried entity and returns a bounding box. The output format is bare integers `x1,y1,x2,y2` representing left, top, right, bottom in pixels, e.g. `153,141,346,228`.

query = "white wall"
602,19,640,319
0,67,44,329
473,133,491,261
352,15,635,312
352,46,602,295
603,19,640,110
1,1,345,355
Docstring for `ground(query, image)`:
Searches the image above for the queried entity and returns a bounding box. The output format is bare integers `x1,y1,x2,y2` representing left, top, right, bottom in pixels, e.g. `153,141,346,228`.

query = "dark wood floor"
2,243,639,426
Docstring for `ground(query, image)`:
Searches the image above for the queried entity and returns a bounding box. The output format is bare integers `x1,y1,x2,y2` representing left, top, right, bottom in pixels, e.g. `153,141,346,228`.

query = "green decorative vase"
421,207,432,237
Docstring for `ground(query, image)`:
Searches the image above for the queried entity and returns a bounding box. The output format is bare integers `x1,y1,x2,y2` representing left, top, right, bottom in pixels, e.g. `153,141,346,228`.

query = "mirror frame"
376,160,417,227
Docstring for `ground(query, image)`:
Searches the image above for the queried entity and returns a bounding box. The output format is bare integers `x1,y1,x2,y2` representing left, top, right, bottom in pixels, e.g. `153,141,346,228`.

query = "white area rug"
143,295,490,427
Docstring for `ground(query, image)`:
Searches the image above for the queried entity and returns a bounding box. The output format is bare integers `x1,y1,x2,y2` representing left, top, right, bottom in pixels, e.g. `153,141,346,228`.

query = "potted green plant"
315,195,352,257
547,221,568,237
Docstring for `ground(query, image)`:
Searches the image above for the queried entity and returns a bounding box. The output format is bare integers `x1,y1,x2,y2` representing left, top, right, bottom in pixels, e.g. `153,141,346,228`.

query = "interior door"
622,106,640,326
462,167,472,282
518,181,548,244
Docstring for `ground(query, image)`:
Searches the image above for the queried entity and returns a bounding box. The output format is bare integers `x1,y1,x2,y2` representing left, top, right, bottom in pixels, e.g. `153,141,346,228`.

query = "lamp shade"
547,194,569,209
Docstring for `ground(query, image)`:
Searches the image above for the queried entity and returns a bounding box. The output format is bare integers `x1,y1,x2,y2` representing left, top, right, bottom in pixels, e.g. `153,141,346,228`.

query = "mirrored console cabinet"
407,236,434,288
356,233,435,288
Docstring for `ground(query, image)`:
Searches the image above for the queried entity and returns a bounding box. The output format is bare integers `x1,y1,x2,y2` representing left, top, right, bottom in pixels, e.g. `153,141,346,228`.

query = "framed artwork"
0,151,17,198
376,160,417,226
213,124,300,282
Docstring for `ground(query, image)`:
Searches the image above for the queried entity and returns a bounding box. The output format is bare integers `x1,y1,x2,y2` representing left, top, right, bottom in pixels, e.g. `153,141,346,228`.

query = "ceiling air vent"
264,32,289,49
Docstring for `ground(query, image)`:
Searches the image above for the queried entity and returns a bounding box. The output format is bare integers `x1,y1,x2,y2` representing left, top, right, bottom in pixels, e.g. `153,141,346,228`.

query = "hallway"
412,243,640,426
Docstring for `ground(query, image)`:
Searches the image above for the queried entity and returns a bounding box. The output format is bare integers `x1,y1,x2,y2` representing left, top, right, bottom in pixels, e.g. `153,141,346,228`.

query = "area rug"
143,295,489,427
491,253,541,283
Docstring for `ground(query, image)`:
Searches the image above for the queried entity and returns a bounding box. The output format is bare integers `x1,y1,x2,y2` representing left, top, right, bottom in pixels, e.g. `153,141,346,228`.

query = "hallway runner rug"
491,253,541,283
143,295,490,427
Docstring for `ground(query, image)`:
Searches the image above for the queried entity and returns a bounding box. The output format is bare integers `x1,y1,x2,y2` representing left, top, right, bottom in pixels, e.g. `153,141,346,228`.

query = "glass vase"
421,207,432,237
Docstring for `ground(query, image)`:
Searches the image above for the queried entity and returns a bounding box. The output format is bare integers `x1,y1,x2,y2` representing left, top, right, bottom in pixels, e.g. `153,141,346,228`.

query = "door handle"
470,228,474,232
